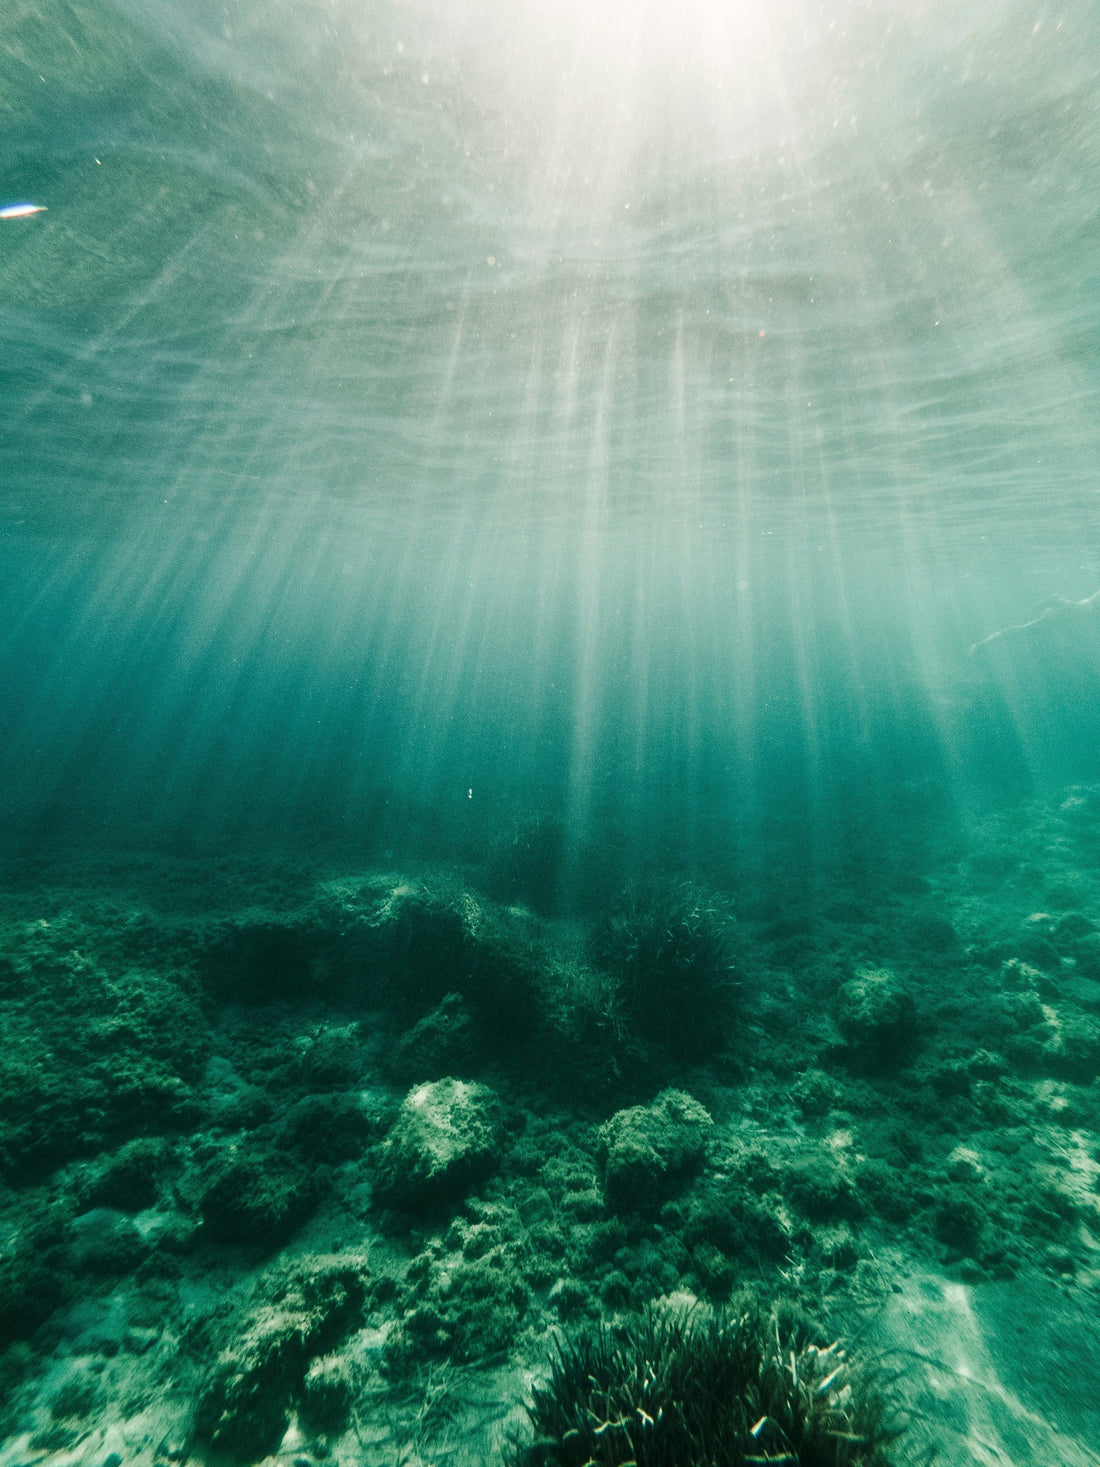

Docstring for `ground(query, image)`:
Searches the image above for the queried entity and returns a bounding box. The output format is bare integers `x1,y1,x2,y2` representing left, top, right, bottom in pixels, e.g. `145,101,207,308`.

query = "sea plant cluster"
514,1298,894,1467
588,882,739,1058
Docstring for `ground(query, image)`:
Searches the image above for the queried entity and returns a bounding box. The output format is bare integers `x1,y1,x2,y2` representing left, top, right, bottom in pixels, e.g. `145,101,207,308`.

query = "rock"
599,1090,713,1210
1072,932,1100,980
61,1297,129,1355
79,1137,165,1212
1042,1010,1100,1082
1027,934,1068,972
836,967,919,1071
300,1354,362,1433
373,1078,502,1208
198,1142,322,1246
1052,912,1096,945
386,992,483,1084
194,1255,368,1457
783,1155,862,1222
945,1146,984,1184
932,1185,987,1255
275,1092,387,1164
68,1208,146,1275
907,913,959,954
547,1276,591,1318
390,1247,528,1363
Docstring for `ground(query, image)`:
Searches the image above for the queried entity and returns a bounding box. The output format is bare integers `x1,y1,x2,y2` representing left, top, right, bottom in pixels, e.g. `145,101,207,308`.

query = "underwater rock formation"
373,1076,503,1208
836,967,919,1071
599,1090,713,1211
193,1254,368,1456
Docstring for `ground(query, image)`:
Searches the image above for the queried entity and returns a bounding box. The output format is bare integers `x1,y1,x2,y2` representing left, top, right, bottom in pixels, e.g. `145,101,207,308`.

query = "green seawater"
2,3,1100,1464
3,0,1100,858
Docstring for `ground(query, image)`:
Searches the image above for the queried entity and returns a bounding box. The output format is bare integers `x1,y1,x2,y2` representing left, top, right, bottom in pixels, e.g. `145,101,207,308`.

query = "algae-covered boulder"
836,967,919,1070
1072,931,1100,980
67,1207,146,1275
300,1353,366,1434
387,992,483,1083
671,1178,790,1268
0,958,209,1176
391,1247,529,1364
599,1090,713,1211
1040,1010,1100,1081
193,1254,368,1457
0,1209,73,1345
782,1154,862,1223
78,1136,166,1213
197,1141,323,1246
373,1078,502,1208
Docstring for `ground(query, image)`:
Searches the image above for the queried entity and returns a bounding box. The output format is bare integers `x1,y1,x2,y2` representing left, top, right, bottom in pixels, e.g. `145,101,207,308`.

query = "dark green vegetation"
514,1298,893,1467
2,786,1100,1461
589,883,740,1059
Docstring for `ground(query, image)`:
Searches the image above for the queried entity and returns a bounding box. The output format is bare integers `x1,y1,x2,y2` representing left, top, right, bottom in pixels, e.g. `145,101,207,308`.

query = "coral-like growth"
513,1297,895,1467
589,884,738,1058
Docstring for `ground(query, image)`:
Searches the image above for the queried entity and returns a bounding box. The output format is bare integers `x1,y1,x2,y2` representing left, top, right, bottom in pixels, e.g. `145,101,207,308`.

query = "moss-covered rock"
197,1140,324,1246
783,1154,862,1223
300,1353,365,1434
600,1090,713,1211
905,912,960,955
373,1077,503,1209
0,1241,72,1346
78,1136,166,1212
931,1185,988,1256
836,967,919,1071
790,1069,841,1118
1071,931,1100,980
390,1245,528,1364
68,1206,147,1275
274,1091,387,1164
0,951,209,1177
386,991,483,1083
193,1254,368,1457
671,1179,790,1265
1042,1010,1100,1081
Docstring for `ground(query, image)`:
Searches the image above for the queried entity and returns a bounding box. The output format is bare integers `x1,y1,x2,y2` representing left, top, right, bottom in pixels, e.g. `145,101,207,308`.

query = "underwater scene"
3,1,1100,1463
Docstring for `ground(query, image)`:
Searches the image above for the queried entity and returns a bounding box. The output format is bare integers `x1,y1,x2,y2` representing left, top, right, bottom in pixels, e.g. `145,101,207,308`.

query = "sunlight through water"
4,5,1100,1466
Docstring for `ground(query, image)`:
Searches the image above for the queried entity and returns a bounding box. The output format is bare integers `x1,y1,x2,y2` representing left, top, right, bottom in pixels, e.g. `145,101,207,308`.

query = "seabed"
1,788,1100,1467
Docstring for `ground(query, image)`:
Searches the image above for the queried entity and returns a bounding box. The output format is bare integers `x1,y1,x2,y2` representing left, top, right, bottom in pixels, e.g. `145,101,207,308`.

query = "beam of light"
6,0,1100,864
